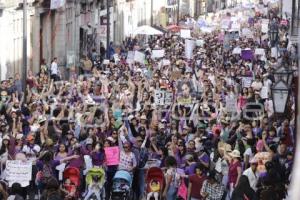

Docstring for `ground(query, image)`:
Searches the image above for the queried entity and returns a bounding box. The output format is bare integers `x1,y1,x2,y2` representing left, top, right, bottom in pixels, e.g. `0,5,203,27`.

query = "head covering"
16,134,23,140
2,135,10,141
229,149,241,158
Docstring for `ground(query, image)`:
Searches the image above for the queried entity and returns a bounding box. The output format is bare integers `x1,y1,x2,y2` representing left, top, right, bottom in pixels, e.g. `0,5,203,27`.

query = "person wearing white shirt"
243,158,259,191
50,57,60,81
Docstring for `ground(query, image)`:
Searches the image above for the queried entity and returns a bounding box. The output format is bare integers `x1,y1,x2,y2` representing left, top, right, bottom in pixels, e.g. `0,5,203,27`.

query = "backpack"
36,163,53,185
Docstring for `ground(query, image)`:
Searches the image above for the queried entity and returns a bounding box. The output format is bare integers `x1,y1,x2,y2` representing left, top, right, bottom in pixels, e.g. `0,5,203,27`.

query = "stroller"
111,170,132,200
63,167,81,199
84,167,106,200
145,167,165,200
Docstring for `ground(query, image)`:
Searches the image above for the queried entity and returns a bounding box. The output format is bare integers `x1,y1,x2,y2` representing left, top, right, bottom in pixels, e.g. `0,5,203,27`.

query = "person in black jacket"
232,175,258,200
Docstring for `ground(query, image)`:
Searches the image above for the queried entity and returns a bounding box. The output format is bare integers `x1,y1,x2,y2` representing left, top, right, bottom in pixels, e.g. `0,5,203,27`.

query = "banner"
104,147,120,166
134,51,145,64
185,39,195,59
180,29,191,38
152,49,165,58
154,90,173,106
50,0,65,9
5,160,32,187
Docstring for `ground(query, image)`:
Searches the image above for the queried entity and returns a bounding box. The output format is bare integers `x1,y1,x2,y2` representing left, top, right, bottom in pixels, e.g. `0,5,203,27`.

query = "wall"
0,7,33,80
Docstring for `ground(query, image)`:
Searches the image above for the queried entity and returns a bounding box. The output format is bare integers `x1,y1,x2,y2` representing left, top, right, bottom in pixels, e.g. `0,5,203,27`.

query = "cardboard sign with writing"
242,77,253,88
180,29,191,38
104,147,120,166
134,51,145,64
225,96,237,112
5,160,32,187
154,90,173,106
171,71,182,80
255,48,265,55
152,49,165,59
185,39,196,59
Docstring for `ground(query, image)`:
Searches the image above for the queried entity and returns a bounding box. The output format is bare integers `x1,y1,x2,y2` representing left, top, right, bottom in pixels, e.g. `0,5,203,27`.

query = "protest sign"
241,49,254,60
134,51,145,64
261,23,268,33
225,96,237,112
180,29,191,38
103,59,110,65
242,77,253,88
242,28,253,38
261,34,268,41
162,59,171,66
126,51,135,64
196,39,205,47
171,71,182,80
255,48,265,55
5,160,32,187
154,90,173,106
232,47,242,55
260,86,269,99
271,47,278,58
152,49,165,59
185,39,195,59
104,147,120,166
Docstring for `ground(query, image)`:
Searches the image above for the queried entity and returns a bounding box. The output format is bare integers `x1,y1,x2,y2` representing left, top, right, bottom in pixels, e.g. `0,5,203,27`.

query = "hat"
229,150,241,158
2,135,10,141
128,115,135,121
161,119,167,123
15,134,23,140
86,138,93,145
38,116,47,124
0,91,7,96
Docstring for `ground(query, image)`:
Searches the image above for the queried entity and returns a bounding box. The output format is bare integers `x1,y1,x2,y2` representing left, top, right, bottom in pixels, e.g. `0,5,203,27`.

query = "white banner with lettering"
5,160,32,187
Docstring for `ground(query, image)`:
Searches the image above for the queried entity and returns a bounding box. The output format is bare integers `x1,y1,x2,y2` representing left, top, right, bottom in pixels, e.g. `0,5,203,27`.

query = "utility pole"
177,0,180,25
23,0,27,100
106,0,110,59
151,0,153,26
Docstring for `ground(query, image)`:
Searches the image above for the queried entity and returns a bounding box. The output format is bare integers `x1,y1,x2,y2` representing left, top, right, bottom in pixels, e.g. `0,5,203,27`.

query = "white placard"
232,47,242,54
50,0,65,9
260,86,268,99
126,51,134,64
271,47,278,58
162,59,171,66
225,96,237,112
180,29,191,38
152,49,165,58
134,51,145,64
196,39,205,47
261,23,269,33
5,160,32,187
103,59,110,64
242,77,253,88
154,90,173,106
242,28,253,38
185,39,196,59
261,34,268,41
255,48,265,55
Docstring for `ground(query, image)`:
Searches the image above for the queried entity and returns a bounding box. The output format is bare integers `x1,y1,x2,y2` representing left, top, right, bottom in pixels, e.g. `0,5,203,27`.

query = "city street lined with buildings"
0,0,299,200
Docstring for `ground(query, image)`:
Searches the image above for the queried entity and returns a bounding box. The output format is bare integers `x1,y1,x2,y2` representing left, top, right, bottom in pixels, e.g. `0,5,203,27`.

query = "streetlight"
273,66,294,86
271,80,289,114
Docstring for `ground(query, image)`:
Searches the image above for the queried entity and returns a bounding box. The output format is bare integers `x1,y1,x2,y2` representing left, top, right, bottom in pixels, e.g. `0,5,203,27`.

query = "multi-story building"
0,0,34,80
